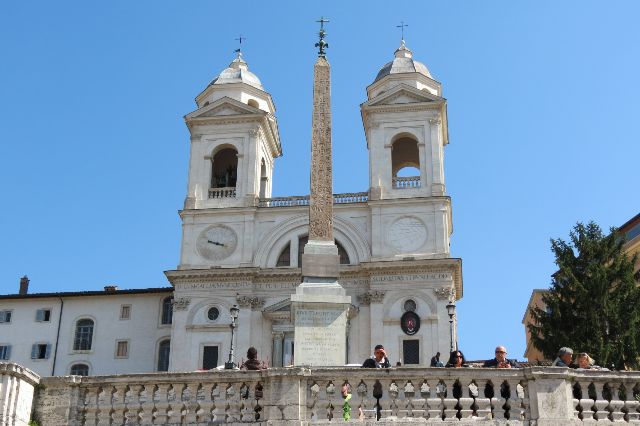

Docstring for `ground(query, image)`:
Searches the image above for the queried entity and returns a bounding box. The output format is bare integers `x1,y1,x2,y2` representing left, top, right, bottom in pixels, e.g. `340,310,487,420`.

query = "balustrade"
393,176,421,189
208,186,236,199
20,365,640,425
258,192,369,208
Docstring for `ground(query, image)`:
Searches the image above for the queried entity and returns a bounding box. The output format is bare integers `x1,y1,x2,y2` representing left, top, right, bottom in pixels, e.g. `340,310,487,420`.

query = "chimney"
19,275,29,295
104,285,118,292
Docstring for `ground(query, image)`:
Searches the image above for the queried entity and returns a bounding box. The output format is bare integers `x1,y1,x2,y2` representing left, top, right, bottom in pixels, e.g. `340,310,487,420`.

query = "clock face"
196,225,238,261
388,217,427,252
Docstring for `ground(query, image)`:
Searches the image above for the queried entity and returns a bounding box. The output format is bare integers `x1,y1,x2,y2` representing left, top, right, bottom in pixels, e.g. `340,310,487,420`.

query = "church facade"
0,41,462,376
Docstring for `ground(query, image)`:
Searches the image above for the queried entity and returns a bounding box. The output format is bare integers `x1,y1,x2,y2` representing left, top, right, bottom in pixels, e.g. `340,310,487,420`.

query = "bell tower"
183,51,281,210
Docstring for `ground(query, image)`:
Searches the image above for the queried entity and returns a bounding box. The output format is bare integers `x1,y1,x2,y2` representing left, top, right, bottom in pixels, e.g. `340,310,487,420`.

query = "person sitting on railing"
362,344,391,368
445,350,469,368
483,345,521,368
240,347,267,370
552,347,574,367
430,351,444,367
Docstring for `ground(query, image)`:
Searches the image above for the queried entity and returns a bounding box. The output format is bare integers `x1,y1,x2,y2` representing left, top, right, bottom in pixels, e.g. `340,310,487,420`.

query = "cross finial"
397,21,408,42
315,17,330,57
234,34,246,54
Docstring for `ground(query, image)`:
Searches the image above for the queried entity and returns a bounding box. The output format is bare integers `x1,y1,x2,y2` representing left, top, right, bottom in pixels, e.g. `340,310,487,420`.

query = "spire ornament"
396,21,408,43
234,34,246,55
315,17,330,57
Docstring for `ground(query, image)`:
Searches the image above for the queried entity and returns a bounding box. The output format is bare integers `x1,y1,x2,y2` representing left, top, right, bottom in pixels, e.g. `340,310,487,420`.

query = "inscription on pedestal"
294,308,346,366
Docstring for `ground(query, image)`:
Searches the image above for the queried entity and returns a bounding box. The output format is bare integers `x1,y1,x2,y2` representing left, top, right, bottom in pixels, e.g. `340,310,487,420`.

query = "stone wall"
0,362,40,426
21,366,640,425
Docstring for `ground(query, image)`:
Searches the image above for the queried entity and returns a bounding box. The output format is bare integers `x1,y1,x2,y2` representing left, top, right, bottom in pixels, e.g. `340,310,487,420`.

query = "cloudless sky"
1,1,638,361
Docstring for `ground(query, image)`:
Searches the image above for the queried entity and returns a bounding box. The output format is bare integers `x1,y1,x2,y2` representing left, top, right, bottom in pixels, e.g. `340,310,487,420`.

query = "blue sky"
1,1,638,361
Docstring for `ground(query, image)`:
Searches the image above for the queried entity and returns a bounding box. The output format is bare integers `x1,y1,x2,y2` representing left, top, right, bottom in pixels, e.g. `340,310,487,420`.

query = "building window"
115,340,129,358
161,297,173,325
403,299,417,312
207,307,220,321
73,319,94,351
120,305,131,320
31,343,51,359
391,135,421,189
157,339,170,371
297,236,350,266
0,345,11,360
210,148,238,188
202,346,219,370
0,310,12,323
276,243,291,267
70,363,89,376
402,340,420,365
36,309,51,322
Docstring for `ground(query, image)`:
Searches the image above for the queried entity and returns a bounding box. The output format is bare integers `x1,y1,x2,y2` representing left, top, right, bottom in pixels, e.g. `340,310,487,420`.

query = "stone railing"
258,192,369,208
26,366,640,425
0,362,40,426
393,176,421,189
208,187,236,199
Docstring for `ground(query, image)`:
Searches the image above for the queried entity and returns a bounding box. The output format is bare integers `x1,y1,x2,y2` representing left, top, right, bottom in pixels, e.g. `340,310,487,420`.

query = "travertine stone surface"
308,57,334,242
0,362,40,426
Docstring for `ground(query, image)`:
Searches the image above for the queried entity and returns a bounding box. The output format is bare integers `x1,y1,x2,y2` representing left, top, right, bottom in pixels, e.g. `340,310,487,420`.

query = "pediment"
185,97,262,120
263,298,291,312
365,85,442,107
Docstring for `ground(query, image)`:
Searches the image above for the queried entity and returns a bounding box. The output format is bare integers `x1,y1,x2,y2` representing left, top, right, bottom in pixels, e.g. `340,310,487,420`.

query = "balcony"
258,192,369,208
9,363,639,424
208,187,236,199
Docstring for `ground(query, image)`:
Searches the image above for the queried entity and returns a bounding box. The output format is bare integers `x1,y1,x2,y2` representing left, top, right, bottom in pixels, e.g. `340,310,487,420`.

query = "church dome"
373,41,432,83
209,51,264,90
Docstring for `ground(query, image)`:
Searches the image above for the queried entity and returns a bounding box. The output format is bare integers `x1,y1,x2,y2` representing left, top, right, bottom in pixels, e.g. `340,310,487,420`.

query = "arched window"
297,236,350,266
73,319,94,351
276,243,291,267
70,363,89,376
161,297,173,325
157,339,171,372
391,136,421,189
247,99,259,108
211,148,238,188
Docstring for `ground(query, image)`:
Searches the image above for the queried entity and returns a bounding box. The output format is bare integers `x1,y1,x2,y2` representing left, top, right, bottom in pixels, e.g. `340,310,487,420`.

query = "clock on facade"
196,225,238,260
388,217,427,252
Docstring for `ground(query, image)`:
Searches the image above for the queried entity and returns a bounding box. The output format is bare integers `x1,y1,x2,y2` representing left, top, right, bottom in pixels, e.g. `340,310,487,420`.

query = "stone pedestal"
291,282,351,366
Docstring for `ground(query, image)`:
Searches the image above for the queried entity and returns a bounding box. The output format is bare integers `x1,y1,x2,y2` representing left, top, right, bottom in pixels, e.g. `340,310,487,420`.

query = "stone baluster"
411,380,428,419
224,382,241,423
153,383,171,425
400,380,416,418
194,383,211,424
210,383,221,423
376,379,393,419
240,382,255,422
166,384,181,424
111,384,126,424
124,384,142,425
307,382,320,421
253,381,265,422
138,385,153,426
355,380,376,420
575,380,594,422
324,381,337,420
183,382,199,424
426,380,444,420
506,379,525,421
96,386,113,426
608,381,625,421
592,381,610,421
490,381,507,420
82,386,99,426
441,378,458,420
458,380,475,420
623,381,640,421
473,380,491,420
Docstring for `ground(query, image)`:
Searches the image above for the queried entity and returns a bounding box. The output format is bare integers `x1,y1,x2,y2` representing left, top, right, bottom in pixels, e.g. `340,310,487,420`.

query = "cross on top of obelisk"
315,17,330,57
397,21,408,42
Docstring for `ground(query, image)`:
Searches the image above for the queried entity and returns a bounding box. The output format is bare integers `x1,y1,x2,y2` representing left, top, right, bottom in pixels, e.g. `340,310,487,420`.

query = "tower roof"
208,51,264,90
373,41,432,83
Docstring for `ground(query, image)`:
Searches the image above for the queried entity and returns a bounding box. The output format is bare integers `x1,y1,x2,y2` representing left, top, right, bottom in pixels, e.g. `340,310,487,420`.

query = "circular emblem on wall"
401,311,421,336
196,225,238,261
388,217,427,252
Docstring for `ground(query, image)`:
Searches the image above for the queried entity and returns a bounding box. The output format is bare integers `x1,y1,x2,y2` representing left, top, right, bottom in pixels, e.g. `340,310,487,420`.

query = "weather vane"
315,17,330,57
234,34,246,53
397,21,408,42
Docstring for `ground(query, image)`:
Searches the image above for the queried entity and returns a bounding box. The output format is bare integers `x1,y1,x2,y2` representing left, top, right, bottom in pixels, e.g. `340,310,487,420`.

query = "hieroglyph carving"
308,57,334,242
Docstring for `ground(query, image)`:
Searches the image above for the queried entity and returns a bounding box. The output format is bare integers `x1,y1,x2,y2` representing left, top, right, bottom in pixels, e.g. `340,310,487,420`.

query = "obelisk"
291,18,351,366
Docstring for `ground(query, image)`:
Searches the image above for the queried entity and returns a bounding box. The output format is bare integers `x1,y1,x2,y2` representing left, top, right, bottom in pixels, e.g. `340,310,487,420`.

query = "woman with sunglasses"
445,350,469,368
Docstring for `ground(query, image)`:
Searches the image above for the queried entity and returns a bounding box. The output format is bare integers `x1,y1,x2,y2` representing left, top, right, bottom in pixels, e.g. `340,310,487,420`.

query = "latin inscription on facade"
370,273,452,283
294,308,346,366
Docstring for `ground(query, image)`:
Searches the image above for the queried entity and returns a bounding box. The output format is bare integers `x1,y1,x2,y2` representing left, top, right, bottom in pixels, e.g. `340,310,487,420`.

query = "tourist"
362,344,391,368
483,345,521,368
430,352,444,367
576,352,608,370
552,347,573,367
240,347,266,370
445,350,468,368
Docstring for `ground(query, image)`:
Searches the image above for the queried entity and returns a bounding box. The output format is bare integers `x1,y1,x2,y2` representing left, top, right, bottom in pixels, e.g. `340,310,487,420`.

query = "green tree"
529,221,640,370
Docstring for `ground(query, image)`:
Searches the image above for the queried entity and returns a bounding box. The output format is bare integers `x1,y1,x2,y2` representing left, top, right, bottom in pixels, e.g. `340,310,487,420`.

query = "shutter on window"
36,309,44,321
31,344,38,359
45,344,52,359
0,311,6,322
5,346,10,360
